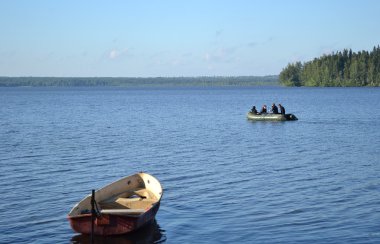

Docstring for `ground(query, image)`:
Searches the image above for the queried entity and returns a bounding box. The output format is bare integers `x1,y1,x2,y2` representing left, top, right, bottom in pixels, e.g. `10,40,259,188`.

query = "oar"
91,189,95,244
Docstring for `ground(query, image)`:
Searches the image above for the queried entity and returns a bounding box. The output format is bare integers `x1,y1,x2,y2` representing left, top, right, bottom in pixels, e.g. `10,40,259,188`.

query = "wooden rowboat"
68,172,163,236
247,112,298,121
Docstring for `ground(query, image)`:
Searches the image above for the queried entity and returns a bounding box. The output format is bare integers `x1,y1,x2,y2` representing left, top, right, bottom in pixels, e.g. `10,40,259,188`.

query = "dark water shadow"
70,220,166,244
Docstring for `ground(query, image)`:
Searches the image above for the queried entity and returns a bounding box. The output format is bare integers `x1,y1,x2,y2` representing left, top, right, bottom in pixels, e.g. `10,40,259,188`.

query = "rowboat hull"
68,202,160,235
68,172,162,236
247,112,298,121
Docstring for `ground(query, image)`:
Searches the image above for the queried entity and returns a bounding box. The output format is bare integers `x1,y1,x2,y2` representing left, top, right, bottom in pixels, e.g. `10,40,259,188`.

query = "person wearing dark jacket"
260,105,267,114
271,103,279,114
278,104,285,114
250,106,258,114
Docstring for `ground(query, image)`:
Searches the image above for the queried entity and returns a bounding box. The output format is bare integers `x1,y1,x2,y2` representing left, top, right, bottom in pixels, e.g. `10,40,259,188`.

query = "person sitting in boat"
260,105,267,114
271,103,279,114
278,104,285,114
250,106,258,114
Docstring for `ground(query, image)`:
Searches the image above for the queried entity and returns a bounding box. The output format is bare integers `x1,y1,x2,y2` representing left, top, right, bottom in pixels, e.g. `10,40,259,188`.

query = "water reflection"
70,220,166,244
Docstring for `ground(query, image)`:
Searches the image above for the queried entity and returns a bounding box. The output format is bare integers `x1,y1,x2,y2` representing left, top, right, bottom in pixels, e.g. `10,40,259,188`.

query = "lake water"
0,86,379,243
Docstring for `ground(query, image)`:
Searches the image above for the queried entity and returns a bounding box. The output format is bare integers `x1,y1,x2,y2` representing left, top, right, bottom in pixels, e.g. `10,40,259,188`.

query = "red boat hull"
68,202,160,236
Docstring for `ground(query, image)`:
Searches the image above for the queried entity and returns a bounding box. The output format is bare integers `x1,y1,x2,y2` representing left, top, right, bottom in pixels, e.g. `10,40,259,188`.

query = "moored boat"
68,172,163,236
247,112,298,121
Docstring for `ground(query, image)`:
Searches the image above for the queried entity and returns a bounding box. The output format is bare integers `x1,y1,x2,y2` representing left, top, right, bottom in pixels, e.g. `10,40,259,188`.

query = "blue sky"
0,0,379,77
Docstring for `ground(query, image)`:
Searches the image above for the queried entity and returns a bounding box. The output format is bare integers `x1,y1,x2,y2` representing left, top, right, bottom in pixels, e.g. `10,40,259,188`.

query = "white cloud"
109,50,118,59
204,53,211,61
203,47,237,63
108,48,129,60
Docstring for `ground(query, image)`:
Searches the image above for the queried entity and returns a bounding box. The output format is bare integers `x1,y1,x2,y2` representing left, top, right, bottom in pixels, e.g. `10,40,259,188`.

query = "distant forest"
0,76,279,87
279,45,380,87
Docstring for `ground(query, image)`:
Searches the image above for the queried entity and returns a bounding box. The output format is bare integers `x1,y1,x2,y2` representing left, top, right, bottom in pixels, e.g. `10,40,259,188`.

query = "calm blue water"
0,86,379,243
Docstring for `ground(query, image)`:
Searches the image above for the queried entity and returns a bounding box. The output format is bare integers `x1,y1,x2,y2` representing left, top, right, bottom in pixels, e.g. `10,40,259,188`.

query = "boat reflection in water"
71,219,166,243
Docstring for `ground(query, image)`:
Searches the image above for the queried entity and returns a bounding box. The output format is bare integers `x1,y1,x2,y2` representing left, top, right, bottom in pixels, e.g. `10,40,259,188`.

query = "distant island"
280,45,380,87
0,76,279,87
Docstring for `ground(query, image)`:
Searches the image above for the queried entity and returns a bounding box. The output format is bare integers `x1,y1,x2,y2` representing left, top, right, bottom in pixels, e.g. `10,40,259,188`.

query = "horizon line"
0,75,279,78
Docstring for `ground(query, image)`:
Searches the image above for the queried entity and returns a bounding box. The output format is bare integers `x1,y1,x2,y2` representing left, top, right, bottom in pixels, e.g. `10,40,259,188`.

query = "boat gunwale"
68,172,162,217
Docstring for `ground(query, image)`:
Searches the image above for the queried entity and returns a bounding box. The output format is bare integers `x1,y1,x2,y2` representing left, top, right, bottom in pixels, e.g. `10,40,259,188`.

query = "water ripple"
1,87,379,244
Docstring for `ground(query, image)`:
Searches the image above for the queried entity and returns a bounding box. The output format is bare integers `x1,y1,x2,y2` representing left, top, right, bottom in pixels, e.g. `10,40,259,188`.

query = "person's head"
278,104,282,107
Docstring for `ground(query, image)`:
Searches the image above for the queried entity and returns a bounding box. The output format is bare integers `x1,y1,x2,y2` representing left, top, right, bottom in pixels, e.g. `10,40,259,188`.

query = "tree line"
0,76,279,87
279,45,380,86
